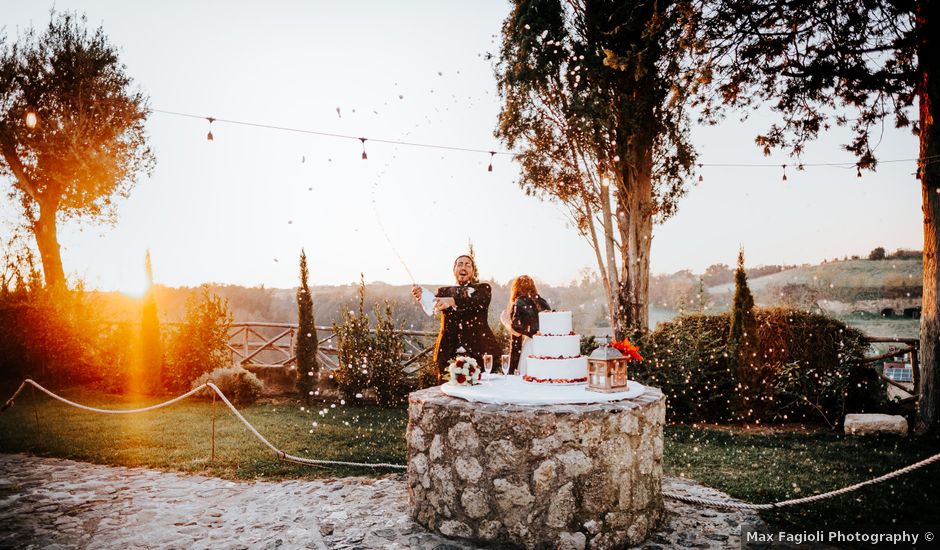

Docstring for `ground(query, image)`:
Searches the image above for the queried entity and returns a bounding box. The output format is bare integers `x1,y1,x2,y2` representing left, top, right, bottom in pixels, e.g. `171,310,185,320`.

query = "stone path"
0,453,764,549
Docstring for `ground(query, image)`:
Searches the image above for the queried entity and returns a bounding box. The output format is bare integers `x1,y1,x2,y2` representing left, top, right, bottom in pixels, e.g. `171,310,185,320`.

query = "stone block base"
844,413,908,436
406,385,666,549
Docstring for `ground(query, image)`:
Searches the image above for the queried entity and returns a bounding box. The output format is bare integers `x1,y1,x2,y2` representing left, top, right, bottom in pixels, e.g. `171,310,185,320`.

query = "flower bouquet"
610,338,643,361
448,356,482,386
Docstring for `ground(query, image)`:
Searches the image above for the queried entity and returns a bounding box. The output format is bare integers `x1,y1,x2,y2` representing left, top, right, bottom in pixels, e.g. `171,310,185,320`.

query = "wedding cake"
523,311,588,384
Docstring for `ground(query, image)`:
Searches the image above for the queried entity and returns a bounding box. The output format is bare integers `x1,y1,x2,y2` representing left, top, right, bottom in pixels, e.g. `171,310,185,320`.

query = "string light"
781,164,788,182
360,137,368,160
487,151,496,172
24,111,38,129
856,166,863,180
150,109,940,173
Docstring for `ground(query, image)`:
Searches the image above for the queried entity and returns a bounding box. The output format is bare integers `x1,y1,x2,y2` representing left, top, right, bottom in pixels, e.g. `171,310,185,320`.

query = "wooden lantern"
586,345,629,393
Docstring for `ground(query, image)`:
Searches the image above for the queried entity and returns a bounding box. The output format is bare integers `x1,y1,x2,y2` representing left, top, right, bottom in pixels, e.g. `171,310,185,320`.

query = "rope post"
30,383,40,431
210,381,217,462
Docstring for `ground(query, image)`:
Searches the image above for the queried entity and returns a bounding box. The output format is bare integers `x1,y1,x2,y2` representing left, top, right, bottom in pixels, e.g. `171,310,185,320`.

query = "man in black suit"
412,254,500,382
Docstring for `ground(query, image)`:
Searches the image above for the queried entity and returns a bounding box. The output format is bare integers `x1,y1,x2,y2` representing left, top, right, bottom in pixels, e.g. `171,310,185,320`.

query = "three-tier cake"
523,311,588,384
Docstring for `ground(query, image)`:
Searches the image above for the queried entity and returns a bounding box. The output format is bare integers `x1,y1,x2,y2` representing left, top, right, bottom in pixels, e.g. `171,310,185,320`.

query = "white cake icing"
538,311,572,335
532,334,580,358
525,356,588,383
525,311,587,384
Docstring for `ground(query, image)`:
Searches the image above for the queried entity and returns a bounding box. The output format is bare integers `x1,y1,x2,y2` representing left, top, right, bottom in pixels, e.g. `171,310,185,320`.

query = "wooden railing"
227,322,438,376
862,336,919,401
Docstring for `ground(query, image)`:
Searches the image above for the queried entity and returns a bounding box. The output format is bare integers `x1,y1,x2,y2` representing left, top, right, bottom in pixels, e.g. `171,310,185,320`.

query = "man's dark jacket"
433,282,501,375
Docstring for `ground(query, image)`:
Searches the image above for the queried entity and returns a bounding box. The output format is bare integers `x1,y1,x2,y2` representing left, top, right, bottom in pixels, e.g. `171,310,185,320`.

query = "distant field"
838,314,920,340
648,307,919,339
709,258,922,294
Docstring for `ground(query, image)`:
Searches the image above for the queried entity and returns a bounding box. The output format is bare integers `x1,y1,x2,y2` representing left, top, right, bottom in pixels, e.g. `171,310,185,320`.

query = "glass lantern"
587,345,630,393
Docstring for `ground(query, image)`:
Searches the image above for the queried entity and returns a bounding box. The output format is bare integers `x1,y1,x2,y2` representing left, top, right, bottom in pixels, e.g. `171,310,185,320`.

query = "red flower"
611,339,644,362
456,374,467,384
455,359,464,367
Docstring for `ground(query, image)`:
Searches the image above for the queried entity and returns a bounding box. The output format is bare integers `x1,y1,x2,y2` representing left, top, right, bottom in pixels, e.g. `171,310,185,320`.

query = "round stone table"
406,382,666,549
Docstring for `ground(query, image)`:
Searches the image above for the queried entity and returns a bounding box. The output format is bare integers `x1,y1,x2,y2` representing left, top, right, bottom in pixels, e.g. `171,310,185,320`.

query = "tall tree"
692,0,938,434
140,249,162,392
296,249,320,404
0,11,155,288
494,0,699,337
729,248,760,418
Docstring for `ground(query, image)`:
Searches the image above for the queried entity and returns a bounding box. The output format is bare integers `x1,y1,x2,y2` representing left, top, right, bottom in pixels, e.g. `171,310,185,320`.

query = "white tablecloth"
439,375,646,406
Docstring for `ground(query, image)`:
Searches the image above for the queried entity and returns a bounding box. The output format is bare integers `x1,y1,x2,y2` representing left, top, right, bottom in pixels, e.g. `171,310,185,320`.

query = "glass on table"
483,353,493,379
500,354,511,376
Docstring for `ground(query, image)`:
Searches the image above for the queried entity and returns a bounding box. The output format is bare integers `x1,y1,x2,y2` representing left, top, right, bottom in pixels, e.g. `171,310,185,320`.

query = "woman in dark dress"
499,275,549,375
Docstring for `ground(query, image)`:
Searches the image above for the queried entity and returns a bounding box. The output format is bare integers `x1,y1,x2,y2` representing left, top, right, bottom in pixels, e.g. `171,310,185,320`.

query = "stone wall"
406,386,666,549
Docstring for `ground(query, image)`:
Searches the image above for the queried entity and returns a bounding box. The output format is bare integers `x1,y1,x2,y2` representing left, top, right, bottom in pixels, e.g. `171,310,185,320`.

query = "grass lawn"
1,387,938,533
0,387,408,479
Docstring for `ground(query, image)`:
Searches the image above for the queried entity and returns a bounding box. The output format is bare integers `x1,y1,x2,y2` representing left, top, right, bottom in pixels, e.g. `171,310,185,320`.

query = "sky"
1,1,924,295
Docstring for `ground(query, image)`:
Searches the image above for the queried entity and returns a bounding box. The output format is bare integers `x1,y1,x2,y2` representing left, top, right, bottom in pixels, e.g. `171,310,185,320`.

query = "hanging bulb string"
153,108,513,157
151,108,940,169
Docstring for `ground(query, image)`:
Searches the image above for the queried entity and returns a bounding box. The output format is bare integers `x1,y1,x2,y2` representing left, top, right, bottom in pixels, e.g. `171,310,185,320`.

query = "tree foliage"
333,276,373,404
0,11,155,287
635,309,879,425
690,0,939,434
333,276,410,407
296,249,320,404
692,0,918,165
494,0,699,335
163,286,233,391
729,248,761,418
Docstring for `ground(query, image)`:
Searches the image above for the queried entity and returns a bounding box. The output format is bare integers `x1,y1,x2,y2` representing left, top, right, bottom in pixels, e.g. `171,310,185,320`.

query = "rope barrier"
4,379,939,504
663,447,940,511
1,379,405,470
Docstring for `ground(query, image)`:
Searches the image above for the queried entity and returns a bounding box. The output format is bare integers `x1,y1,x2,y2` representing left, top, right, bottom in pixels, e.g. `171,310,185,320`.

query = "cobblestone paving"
0,454,764,549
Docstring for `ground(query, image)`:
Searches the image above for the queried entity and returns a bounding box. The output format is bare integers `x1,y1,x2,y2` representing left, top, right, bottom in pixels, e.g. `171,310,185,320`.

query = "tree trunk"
614,137,654,337
916,0,939,435
34,201,65,289
600,179,621,336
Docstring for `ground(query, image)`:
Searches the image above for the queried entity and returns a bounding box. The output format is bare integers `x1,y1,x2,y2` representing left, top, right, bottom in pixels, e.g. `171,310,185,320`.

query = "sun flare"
118,272,151,299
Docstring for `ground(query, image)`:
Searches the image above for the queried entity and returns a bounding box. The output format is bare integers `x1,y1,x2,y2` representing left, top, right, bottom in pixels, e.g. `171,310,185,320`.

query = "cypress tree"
729,247,759,420
296,249,320,404
729,248,755,345
141,249,163,392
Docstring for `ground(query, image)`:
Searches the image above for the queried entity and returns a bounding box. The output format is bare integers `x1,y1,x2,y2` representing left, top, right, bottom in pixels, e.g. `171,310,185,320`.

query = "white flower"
448,356,481,386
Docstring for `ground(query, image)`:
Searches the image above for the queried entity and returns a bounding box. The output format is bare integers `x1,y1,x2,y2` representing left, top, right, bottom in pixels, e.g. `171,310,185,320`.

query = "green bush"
0,287,103,392
580,334,601,356
333,278,372,404
163,286,233,392
634,313,738,422
634,308,883,425
371,301,407,407
333,277,412,407
192,366,263,406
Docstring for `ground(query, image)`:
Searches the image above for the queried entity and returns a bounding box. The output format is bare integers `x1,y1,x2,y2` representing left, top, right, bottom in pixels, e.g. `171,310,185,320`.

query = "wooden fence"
863,336,919,402
227,322,438,376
